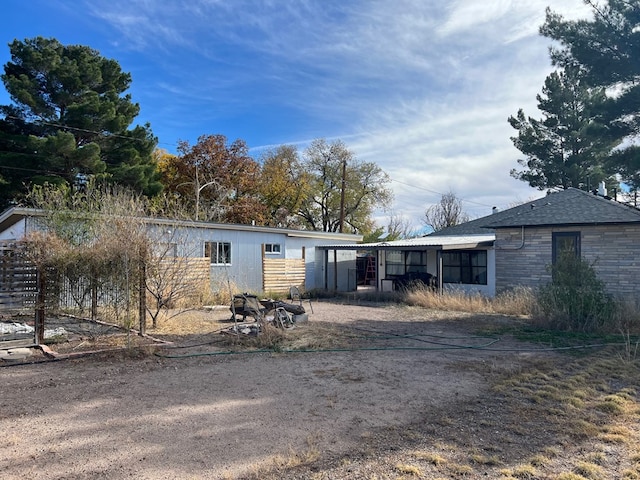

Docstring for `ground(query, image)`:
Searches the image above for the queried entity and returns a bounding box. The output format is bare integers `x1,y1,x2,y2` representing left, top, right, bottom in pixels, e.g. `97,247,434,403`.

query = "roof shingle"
430,188,640,236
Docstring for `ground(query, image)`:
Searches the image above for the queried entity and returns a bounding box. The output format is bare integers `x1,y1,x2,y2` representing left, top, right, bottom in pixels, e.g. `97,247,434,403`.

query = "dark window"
204,241,231,265
385,250,428,276
442,250,487,285
552,232,580,263
405,251,427,273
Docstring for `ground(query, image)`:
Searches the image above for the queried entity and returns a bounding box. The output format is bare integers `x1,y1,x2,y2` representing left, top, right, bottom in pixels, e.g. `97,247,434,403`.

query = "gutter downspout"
497,226,525,250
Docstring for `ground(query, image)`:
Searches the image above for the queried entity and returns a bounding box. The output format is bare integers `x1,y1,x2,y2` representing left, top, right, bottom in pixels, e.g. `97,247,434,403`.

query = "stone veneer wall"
494,224,640,297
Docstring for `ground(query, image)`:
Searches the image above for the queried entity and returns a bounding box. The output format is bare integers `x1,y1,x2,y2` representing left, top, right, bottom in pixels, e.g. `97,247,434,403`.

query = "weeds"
404,285,534,316
619,328,640,363
395,463,423,476
573,461,605,479
411,451,447,466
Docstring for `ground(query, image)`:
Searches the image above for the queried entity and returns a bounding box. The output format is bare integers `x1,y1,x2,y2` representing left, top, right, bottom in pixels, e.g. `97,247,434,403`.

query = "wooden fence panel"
157,257,211,302
262,258,305,294
0,242,36,310
1,241,36,346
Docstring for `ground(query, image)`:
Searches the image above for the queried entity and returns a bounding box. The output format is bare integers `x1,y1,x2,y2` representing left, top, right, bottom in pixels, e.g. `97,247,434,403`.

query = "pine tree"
0,37,161,208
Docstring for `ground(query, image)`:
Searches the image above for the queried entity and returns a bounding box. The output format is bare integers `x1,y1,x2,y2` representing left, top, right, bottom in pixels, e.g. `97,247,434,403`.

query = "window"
385,251,405,276
204,241,231,265
552,232,580,264
442,250,487,285
385,250,428,276
405,251,427,273
264,243,281,254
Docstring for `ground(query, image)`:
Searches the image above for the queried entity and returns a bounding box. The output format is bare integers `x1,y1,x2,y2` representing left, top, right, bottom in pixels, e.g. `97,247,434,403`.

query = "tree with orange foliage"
159,135,266,223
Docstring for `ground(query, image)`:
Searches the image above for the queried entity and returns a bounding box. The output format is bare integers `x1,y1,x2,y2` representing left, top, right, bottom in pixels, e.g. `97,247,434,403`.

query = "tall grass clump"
533,255,618,333
404,286,489,311
404,284,533,316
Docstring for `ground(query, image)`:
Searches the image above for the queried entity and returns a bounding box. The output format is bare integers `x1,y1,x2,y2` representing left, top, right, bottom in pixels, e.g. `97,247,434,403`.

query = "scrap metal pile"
222,293,309,336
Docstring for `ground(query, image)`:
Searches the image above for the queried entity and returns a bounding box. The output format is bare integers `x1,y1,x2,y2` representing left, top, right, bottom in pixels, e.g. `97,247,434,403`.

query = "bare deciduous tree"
143,226,209,328
424,191,469,232
386,212,416,240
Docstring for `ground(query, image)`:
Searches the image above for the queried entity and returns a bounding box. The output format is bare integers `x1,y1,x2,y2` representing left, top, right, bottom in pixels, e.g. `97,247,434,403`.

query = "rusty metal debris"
222,293,308,336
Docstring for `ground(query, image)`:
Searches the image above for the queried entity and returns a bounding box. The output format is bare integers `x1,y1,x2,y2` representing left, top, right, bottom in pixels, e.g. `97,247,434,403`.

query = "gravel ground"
1,301,636,479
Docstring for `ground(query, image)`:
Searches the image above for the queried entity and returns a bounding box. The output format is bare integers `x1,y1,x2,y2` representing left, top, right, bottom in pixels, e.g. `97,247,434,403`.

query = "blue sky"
0,0,593,230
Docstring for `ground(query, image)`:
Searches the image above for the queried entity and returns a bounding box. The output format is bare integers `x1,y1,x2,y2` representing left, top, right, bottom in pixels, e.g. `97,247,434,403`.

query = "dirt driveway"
0,301,590,479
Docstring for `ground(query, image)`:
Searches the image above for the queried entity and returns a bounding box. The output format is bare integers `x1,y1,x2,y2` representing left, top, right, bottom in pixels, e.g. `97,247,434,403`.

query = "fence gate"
0,241,37,347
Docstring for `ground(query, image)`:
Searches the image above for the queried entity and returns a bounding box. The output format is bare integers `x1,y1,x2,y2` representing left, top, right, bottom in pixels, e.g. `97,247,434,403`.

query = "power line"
0,162,65,176
3,114,176,147
0,116,500,213
388,176,494,208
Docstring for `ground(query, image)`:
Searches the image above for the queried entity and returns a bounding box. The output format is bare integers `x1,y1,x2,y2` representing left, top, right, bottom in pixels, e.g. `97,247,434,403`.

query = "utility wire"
1,115,507,212
389,176,495,208
3,114,175,148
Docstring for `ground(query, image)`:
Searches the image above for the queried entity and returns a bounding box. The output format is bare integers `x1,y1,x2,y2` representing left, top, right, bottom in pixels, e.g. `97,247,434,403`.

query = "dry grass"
147,307,231,335
573,460,606,479
243,436,321,480
146,305,361,351
410,451,446,466
395,463,424,476
404,286,534,316
274,344,637,480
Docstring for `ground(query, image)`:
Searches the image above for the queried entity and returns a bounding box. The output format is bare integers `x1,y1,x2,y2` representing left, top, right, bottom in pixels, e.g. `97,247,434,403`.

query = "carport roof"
318,234,495,251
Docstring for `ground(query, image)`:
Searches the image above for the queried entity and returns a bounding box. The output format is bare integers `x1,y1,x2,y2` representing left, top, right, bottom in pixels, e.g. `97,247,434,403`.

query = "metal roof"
0,206,363,242
318,234,495,251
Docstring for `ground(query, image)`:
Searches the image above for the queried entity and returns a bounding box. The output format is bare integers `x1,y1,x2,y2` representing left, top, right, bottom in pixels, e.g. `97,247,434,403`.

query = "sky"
0,0,594,232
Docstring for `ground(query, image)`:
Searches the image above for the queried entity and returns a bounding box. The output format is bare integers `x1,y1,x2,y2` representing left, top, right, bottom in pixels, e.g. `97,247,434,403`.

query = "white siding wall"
0,218,26,241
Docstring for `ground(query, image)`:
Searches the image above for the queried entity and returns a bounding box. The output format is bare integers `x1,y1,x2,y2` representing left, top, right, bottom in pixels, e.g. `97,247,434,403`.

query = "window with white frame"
264,243,281,254
204,241,231,265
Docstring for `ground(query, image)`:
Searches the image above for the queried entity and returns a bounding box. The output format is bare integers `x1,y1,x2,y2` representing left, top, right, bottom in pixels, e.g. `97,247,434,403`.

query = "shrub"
534,255,617,333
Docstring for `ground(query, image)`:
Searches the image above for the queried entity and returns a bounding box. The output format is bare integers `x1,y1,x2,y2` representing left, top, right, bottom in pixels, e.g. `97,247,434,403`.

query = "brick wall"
495,224,640,297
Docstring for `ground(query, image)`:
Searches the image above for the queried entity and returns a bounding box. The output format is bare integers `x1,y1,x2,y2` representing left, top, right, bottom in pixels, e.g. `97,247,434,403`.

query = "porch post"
437,250,443,295
324,249,329,290
333,249,338,290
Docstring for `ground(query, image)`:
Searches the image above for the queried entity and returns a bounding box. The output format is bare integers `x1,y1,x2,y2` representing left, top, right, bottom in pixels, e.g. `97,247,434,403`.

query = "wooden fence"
262,257,305,294
153,257,211,305
0,244,212,345
0,242,37,346
0,241,36,311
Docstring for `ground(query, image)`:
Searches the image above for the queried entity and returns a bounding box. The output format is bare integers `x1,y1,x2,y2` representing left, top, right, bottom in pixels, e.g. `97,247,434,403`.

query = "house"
0,206,362,294
432,186,640,297
321,186,640,298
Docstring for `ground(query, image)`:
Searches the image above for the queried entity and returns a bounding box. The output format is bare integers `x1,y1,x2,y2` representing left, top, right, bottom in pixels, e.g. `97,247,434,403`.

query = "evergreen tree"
509,66,622,190
541,1,640,188
0,37,161,208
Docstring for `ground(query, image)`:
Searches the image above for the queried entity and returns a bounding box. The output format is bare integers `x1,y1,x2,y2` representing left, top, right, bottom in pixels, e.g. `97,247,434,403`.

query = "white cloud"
77,0,594,229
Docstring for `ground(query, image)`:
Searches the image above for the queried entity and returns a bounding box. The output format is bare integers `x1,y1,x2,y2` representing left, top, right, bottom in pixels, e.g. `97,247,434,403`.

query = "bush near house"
534,255,618,333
